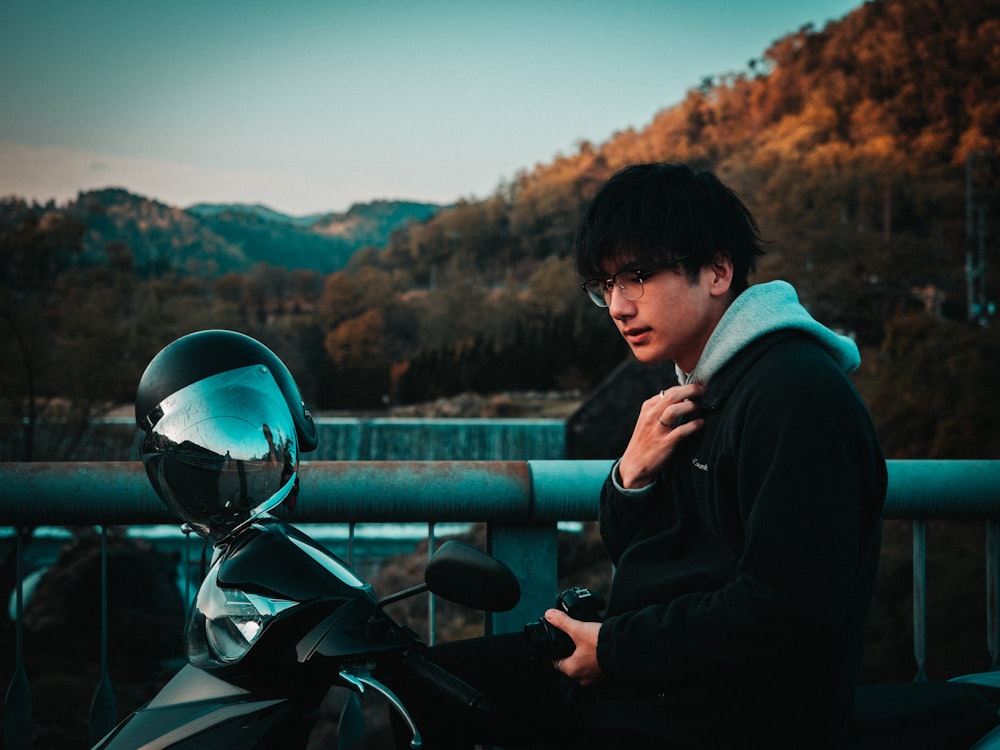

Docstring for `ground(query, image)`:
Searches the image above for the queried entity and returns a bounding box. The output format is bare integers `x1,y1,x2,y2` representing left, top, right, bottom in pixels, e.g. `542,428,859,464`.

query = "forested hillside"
2,0,999,460
370,0,999,342
349,0,1000,458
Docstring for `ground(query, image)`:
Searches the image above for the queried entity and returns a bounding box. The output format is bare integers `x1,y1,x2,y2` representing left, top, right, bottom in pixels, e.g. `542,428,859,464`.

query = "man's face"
602,258,731,373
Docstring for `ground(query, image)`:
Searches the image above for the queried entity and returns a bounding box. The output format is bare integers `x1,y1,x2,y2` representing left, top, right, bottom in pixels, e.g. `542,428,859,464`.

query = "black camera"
524,587,605,660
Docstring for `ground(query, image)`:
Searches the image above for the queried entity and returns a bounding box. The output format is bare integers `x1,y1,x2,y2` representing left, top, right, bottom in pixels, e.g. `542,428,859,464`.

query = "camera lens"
524,588,604,661
523,618,574,660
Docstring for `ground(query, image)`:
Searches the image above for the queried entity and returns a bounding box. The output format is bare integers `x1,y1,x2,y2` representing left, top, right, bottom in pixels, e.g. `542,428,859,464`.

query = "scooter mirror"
424,541,521,612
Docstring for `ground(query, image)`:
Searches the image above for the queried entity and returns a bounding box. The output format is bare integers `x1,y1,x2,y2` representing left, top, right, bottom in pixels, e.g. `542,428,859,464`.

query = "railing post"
428,522,437,646
88,525,117,745
913,520,928,681
487,523,559,635
987,521,1000,670
3,527,32,750
180,523,194,618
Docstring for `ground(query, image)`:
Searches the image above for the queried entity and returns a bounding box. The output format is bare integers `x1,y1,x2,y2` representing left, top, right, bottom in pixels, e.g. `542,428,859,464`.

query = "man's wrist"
612,459,657,494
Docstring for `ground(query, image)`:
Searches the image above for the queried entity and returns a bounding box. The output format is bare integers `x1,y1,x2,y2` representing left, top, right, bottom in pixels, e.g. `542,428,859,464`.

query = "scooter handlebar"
401,651,492,721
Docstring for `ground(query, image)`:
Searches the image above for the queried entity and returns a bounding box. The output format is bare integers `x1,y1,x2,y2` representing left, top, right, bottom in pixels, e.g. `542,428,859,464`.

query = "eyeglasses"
580,255,692,308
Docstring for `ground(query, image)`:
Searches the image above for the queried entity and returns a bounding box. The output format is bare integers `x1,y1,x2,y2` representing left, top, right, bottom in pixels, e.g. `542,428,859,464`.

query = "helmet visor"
138,364,299,537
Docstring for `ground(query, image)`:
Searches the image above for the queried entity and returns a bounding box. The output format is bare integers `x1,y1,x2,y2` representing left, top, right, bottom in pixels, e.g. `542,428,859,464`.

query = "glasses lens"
583,281,609,307
618,273,643,301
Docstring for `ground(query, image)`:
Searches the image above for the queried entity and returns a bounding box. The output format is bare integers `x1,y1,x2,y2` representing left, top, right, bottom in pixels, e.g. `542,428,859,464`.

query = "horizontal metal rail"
3,459,1000,524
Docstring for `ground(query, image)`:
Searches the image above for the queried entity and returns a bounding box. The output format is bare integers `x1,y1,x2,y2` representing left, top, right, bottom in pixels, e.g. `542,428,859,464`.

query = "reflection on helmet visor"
138,365,299,537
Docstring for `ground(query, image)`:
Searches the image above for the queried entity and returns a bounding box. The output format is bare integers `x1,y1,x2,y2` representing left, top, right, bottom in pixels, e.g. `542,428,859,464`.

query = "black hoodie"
573,281,887,749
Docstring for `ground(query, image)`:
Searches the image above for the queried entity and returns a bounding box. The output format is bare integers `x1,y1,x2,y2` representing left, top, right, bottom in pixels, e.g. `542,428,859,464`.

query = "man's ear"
709,253,734,297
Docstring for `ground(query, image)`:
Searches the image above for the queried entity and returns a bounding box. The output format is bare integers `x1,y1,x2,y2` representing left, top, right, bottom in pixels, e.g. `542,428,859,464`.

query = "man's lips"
621,326,651,344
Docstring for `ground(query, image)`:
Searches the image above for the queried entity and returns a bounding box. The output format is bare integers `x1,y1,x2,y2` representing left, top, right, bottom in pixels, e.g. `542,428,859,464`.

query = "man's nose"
607,286,635,318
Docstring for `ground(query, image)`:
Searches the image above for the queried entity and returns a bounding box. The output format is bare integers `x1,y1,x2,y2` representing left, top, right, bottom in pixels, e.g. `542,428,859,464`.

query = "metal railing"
2,459,1000,748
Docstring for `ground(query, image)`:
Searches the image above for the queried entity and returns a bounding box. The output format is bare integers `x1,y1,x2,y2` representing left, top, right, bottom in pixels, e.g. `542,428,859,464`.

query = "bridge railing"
2,459,1000,748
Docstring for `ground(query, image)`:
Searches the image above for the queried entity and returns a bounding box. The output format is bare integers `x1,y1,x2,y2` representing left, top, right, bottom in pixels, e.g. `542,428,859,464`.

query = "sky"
0,0,862,217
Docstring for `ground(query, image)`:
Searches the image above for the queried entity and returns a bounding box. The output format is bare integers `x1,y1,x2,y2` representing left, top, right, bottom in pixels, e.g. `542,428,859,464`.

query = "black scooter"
89,512,1000,750
90,518,519,749
89,511,1000,749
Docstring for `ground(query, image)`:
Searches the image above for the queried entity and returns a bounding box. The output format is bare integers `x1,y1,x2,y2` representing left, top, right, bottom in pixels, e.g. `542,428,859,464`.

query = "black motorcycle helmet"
135,330,318,537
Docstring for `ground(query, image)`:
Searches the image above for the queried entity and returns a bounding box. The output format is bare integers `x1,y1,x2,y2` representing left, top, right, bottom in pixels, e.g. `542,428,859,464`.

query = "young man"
401,163,886,749
548,162,887,747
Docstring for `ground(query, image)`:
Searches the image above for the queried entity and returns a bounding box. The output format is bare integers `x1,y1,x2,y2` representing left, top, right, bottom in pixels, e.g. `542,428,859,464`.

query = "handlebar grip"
401,651,491,720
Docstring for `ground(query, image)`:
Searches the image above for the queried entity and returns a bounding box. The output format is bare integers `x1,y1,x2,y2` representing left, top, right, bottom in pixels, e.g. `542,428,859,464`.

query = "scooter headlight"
188,567,297,665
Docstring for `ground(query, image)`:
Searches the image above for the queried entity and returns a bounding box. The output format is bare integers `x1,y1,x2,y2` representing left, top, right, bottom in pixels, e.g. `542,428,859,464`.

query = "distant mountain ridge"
186,202,325,228
55,189,441,276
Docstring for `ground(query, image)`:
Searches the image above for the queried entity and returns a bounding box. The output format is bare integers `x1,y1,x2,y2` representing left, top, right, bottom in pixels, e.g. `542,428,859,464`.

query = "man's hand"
545,608,604,686
617,383,706,489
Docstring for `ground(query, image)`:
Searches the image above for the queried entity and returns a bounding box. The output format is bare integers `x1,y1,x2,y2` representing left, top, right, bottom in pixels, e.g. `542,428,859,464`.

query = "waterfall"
18,416,567,461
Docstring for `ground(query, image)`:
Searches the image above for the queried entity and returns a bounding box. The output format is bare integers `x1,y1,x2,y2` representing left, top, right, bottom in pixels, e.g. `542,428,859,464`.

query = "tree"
323,309,393,407
0,203,86,459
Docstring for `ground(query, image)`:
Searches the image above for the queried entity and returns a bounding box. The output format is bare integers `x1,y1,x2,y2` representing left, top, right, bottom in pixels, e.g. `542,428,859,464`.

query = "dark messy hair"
574,163,766,294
